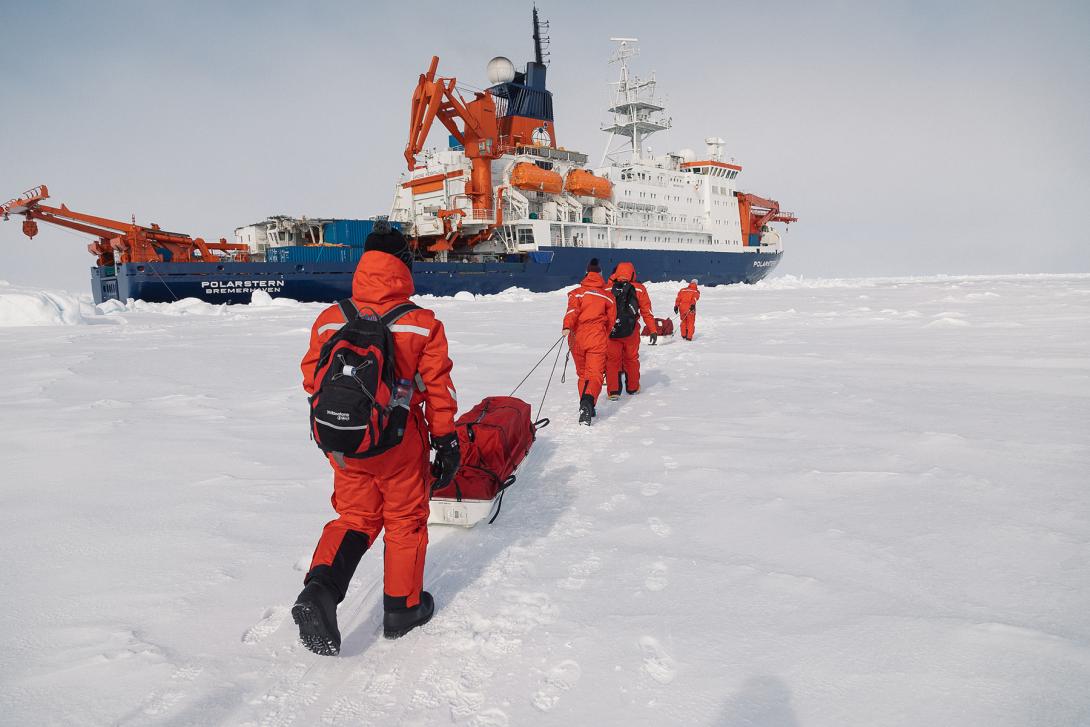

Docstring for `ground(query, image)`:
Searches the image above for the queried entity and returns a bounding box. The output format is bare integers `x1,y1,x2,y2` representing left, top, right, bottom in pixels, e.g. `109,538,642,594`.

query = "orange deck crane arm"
403,56,499,223
1,185,249,266
404,56,496,169
735,191,797,243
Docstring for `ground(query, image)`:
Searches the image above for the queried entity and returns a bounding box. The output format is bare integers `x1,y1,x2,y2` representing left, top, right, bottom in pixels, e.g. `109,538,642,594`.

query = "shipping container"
265,245,365,264
322,219,402,247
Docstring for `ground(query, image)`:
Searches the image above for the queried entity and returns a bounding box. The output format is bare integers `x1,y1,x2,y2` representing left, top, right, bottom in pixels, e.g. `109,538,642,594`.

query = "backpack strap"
337,298,359,322
380,302,421,327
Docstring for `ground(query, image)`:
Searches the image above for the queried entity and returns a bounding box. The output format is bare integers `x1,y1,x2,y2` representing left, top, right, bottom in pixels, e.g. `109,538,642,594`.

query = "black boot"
384,591,435,639
292,579,341,656
578,394,595,426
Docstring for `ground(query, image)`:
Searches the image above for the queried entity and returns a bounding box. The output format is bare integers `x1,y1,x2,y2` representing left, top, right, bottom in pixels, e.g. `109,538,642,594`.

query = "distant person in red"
605,262,658,399
674,279,700,341
563,258,616,425
293,227,460,653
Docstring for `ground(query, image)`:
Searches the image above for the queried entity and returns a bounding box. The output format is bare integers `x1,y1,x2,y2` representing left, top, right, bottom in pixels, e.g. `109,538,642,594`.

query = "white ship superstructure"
391,35,793,266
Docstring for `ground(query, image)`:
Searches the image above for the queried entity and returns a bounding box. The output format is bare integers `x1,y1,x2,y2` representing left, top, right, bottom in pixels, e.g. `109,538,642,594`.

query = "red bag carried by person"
430,396,548,526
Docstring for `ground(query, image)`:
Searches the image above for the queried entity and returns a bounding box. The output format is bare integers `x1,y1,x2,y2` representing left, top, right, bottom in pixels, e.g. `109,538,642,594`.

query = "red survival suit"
300,251,457,610
675,281,700,340
563,270,616,405
606,262,658,396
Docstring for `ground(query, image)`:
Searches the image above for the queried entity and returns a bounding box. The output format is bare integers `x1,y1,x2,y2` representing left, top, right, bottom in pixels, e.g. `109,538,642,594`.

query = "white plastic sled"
428,496,504,528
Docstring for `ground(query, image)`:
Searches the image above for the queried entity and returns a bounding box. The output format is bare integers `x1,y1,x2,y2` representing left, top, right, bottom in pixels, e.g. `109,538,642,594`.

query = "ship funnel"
487,56,516,84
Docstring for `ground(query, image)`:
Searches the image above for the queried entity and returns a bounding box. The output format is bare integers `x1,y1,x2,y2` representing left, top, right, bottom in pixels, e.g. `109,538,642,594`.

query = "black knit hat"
586,257,600,273
364,227,413,271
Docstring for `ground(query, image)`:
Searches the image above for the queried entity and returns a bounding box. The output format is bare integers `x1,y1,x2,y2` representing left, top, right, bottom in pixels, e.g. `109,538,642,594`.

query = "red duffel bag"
642,317,674,336
431,396,549,523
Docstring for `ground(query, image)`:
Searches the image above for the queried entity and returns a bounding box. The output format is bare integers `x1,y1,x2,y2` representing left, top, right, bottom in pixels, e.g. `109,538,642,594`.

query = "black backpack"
610,280,640,338
309,299,420,463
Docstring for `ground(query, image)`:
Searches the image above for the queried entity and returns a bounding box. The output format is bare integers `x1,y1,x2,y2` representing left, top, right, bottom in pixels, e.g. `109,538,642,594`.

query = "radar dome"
678,148,696,163
486,56,516,84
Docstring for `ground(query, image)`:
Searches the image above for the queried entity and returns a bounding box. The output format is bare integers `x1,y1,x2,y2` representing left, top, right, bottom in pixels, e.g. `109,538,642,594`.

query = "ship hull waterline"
91,247,782,304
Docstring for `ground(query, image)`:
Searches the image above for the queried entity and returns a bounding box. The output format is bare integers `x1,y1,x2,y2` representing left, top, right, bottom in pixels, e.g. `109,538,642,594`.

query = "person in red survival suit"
293,227,461,653
674,279,701,341
563,258,616,425
605,262,659,399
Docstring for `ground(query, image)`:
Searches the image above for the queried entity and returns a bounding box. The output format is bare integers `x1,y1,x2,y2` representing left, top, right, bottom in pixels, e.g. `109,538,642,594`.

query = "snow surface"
1,274,1089,726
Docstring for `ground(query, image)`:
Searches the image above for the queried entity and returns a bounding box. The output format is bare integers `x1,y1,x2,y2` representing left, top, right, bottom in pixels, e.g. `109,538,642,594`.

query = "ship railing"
469,208,495,222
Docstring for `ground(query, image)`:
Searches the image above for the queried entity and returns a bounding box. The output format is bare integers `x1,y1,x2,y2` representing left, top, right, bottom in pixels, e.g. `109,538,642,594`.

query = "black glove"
430,432,461,492
690,305,696,313
673,305,679,314
649,332,658,345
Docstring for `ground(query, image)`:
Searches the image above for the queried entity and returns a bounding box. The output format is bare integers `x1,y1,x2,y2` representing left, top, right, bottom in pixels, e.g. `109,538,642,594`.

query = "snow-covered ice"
1,274,1088,726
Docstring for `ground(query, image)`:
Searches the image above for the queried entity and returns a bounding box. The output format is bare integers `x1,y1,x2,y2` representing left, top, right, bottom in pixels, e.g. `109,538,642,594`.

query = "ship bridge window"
517,228,535,245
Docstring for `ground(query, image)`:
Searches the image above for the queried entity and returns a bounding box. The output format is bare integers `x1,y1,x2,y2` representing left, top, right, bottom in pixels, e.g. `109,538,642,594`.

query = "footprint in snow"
639,636,677,684
648,517,672,538
531,660,582,712
569,553,602,577
560,553,602,590
141,689,184,717
639,481,662,497
470,708,510,727
597,493,628,511
241,606,288,644
171,664,203,681
645,561,669,592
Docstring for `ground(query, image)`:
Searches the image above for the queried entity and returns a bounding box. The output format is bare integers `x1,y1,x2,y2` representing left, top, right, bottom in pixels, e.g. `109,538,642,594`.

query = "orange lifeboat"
565,169,613,199
510,162,564,194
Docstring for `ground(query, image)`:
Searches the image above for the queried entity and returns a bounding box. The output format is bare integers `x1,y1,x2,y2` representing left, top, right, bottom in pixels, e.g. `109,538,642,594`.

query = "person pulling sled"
562,258,615,425
605,262,659,399
292,224,461,654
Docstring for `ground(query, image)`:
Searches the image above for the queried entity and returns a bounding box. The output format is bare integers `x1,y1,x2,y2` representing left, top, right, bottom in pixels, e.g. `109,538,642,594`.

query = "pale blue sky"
1,0,1087,290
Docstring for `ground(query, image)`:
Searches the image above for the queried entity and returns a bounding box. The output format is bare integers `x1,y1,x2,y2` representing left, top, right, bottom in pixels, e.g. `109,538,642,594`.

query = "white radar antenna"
600,37,672,166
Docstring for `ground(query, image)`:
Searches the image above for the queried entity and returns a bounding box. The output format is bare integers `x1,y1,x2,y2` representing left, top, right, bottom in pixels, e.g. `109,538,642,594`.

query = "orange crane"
404,56,501,219
0,185,250,266
735,192,797,245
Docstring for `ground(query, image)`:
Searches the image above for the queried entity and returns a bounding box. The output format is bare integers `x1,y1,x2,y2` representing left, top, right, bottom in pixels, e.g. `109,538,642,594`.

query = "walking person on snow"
674,279,700,341
563,258,616,425
293,226,461,653
605,262,659,399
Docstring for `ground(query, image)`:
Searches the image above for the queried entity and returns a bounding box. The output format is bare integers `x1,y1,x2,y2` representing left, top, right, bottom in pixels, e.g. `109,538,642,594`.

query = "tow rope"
510,334,568,423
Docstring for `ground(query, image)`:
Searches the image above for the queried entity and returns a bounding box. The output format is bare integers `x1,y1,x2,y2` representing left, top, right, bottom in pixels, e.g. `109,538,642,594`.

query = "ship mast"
600,38,671,166
532,5,550,66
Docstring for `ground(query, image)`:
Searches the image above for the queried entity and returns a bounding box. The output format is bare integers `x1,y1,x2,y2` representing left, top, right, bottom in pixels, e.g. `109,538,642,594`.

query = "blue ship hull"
91,246,782,304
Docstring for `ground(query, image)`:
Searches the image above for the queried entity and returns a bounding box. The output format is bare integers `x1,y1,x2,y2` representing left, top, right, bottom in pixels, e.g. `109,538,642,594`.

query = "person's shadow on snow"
590,369,672,426
338,436,576,656
715,675,799,727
